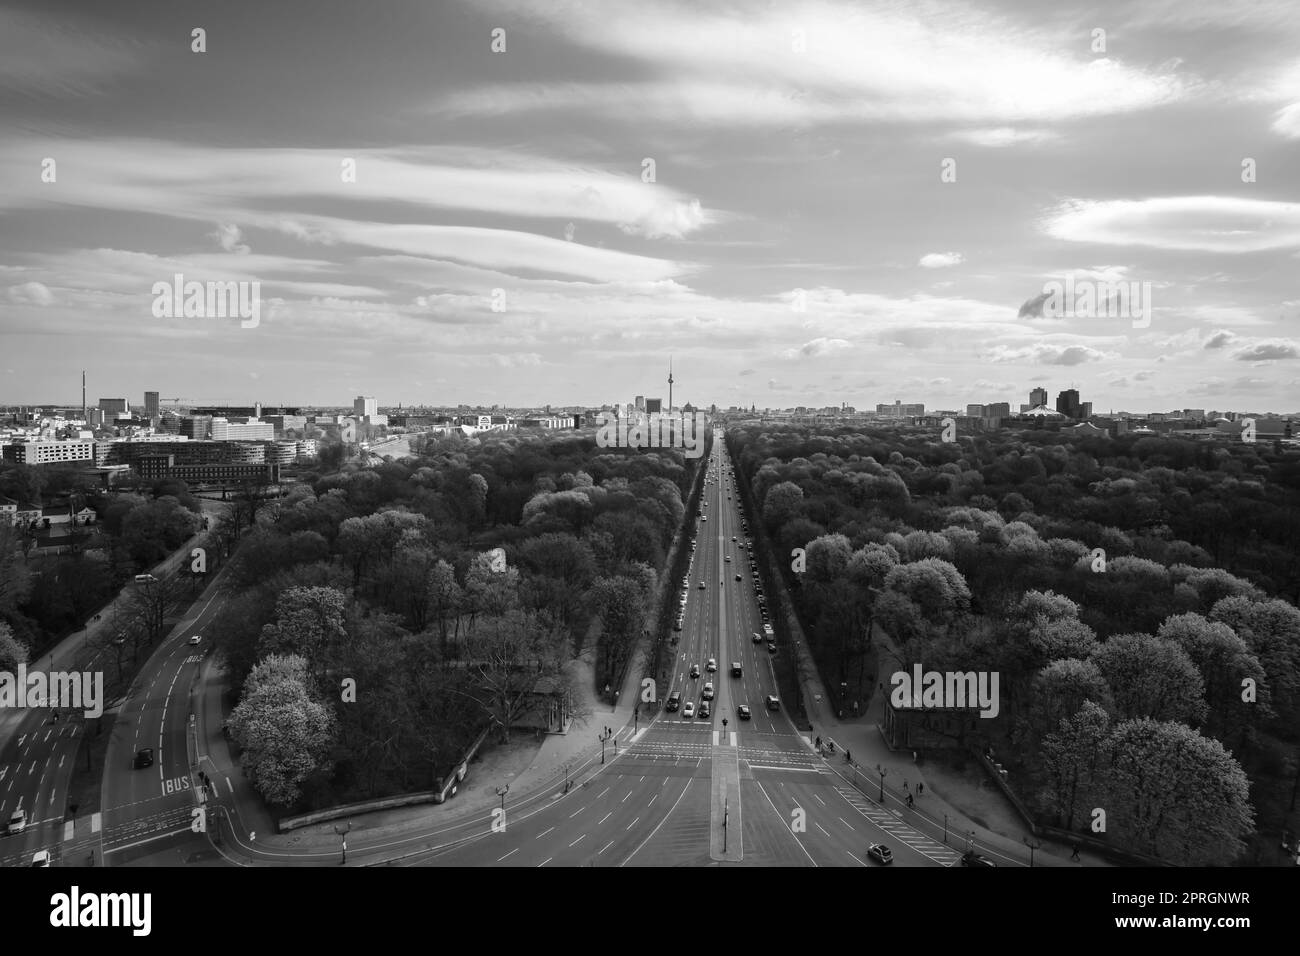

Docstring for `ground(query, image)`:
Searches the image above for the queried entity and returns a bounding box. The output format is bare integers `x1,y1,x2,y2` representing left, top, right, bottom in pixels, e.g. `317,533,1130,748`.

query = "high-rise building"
966,404,985,418
353,395,377,419
986,402,1010,418
1081,401,1093,418
1056,389,1081,418
645,397,662,415
635,395,645,412
99,398,128,415
180,415,213,439
144,391,160,418
1029,387,1048,408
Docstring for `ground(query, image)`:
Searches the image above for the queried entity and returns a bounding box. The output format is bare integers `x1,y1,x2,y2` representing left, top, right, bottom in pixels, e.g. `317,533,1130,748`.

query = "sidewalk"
790,623,1107,868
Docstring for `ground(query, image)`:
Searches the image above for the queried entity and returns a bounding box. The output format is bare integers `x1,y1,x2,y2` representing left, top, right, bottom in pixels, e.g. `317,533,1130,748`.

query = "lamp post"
599,729,612,763
876,763,887,801
496,784,509,820
334,822,351,864
1023,835,1041,868
943,814,949,845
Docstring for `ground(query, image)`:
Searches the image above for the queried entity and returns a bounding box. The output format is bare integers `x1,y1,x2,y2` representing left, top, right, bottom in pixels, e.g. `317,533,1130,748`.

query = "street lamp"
334,822,351,865
943,814,949,845
496,785,509,819
1023,835,1041,868
599,730,612,763
876,763,887,801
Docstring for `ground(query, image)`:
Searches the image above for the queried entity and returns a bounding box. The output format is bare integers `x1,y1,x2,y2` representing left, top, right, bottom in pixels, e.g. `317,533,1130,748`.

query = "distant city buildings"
877,400,925,418
144,391,159,418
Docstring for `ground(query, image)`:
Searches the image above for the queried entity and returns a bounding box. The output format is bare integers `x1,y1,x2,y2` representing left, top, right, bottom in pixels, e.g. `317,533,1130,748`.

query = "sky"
1,0,1298,414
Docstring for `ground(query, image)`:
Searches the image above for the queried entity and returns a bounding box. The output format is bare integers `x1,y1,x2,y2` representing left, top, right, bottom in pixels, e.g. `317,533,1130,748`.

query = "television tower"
668,357,674,413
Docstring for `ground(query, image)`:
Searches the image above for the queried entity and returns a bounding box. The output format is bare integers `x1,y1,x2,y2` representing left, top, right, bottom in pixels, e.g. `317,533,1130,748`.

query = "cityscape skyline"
3,1,1299,411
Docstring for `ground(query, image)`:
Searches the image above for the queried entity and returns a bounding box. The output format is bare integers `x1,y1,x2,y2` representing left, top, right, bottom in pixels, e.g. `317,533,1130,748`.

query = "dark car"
866,843,893,865
737,704,751,720
752,632,763,644
698,700,711,718
690,664,700,678
734,573,742,581
133,748,154,769
961,851,997,867
666,692,681,712
765,695,780,711
766,640,777,653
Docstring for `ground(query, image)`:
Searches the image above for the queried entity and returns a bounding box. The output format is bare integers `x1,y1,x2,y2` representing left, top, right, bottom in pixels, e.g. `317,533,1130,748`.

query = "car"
735,574,742,581
666,692,681,712
752,632,763,644
133,573,157,584
737,704,751,720
679,593,688,605
961,851,997,867
866,843,893,865
701,516,707,521
133,747,154,769
690,664,700,678
731,536,736,542
702,682,714,701
706,658,717,672
682,701,696,718
731,662,742,677
6,809,28,835
763,623,774,636
31,849,51,867
698,700,711,718
188,635,202,645
766,695,780,711
724,555,731,562
767,640,777,653
673,620,683,631
698,582,706,590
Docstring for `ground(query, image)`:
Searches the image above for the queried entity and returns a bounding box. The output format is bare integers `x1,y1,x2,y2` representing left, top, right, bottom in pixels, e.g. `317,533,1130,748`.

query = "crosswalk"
833,786,960,865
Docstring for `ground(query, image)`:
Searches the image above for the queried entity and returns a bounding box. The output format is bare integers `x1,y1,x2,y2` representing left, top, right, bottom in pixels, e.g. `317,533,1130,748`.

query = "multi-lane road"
404,438,961,866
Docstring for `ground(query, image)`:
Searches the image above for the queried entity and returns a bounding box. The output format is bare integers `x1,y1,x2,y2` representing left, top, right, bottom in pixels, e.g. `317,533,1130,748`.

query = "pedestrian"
917,782,923,796
912,750,917,763
838,709,844,719
1070,843,1081,861
815,735,821,748
906,793,913,808
903,780,908,792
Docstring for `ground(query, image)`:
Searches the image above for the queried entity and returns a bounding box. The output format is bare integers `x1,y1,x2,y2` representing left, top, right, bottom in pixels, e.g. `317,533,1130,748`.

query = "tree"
762,481,804,531
0,521,34,614
425,560,464,656
457,610,569,743
1091,633,1207,726
1099,718,1253,865
1041,700,1110,829
226,654,336,806
1025,658,1112,749
1157,612,1269,742
258,587,349,685
0,622,28,673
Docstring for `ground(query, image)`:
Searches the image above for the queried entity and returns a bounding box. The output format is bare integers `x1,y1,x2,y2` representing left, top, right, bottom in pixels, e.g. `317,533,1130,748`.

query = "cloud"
439,2,1193,127
7,281,54,305
781,337,852,359
948,127,1059,147
738,368,755,376
1203,329,1238,349
0,8,143,96
919,252,964,269
1018,291,1050,318
210,223,250,254
986,343,1109,365
1230,340,1300,361
767,378,791,391
1043,196,1300,253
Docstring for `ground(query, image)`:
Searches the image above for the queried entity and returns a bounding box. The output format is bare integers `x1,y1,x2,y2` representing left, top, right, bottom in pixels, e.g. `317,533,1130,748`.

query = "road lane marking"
648,794,657,805
599,812,612,824
621,792,630,803
537,827,554,839
569,807,584,818
597,787,610,798
569,834,586,847
598,840,613,855
537,858,552,867
497,847,518,861
625,817,639,830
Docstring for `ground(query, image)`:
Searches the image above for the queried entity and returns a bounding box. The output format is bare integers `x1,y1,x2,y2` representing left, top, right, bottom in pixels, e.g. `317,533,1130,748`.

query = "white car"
682,701,696,718
7,809,28,835
706,658,717,672
189,635,202,645
31,850,51,867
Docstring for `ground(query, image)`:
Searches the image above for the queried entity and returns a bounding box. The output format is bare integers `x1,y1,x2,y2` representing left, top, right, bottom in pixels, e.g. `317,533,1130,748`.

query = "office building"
876,401,925,418
1056,389,1081,419
1029,387,1048,408
2,440,96,465
211,418,274,441
635,396,645,412
354,396,378,419
966,404,985,418
179,415,213,439
99,398,128,415
144,391,160,418
645,397,663,415
986,402,1010,418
